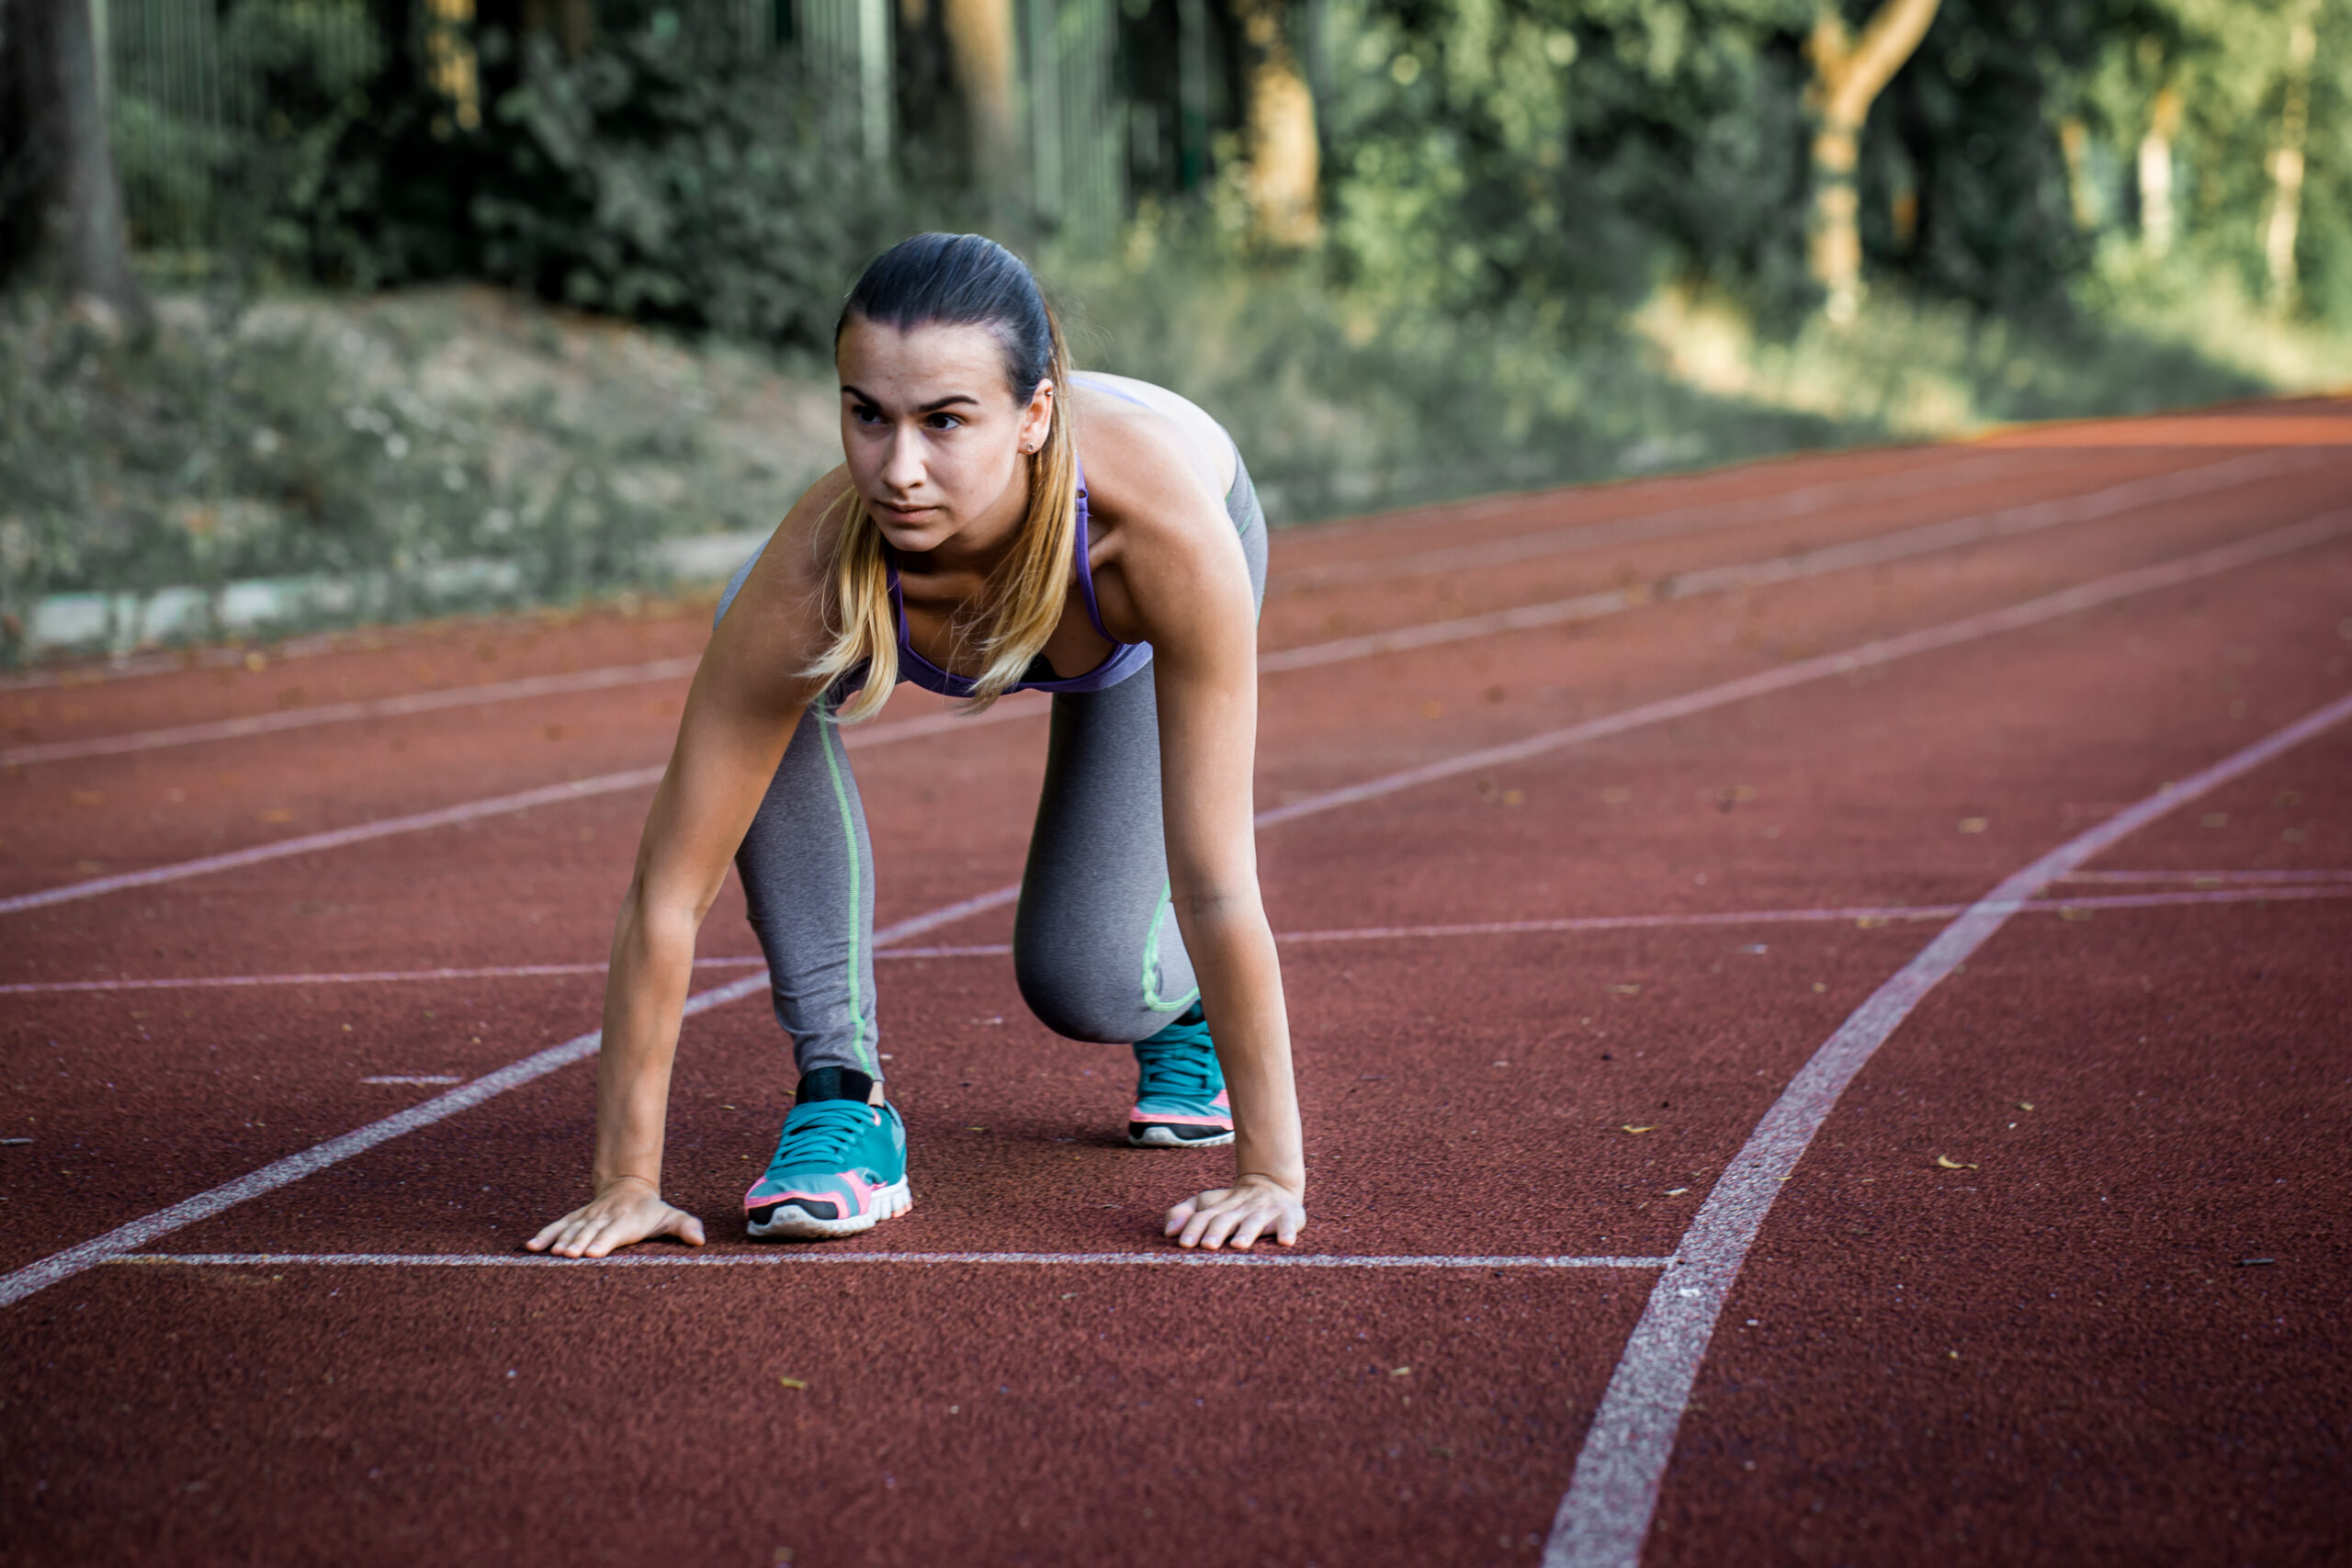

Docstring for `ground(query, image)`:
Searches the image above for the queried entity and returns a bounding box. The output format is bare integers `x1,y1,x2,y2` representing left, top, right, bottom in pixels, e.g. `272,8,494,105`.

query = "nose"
880,425,926,496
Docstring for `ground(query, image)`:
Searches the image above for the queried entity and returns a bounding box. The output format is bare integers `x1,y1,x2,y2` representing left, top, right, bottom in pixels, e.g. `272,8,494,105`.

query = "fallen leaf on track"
1664,1188,1690,1196
1958,818,1989,834
778,1377,808,1390
1934,1155,1979,1170
1622,1124,1657,1134
1390,1367,1412,1377
1856,915,1889,929
1607,984,1641,995
2016,1101,2035,1111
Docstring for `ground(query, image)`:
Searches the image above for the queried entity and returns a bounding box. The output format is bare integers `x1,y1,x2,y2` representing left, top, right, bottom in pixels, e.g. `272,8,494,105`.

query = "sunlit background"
3,0,2347,660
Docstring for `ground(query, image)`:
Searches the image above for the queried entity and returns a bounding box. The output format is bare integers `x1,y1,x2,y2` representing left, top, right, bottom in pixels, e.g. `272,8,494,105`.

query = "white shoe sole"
1127,1125,1236,1149
745,1177,912,1240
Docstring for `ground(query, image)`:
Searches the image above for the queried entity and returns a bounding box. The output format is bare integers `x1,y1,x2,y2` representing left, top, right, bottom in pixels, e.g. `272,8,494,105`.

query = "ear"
1017,379,1055,456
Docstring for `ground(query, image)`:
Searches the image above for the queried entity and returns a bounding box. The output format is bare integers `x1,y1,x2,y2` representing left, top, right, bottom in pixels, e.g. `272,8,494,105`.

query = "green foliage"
1319,0,1816,319
1859,0,2109,310
257,2,899,348
1068,217,1864,522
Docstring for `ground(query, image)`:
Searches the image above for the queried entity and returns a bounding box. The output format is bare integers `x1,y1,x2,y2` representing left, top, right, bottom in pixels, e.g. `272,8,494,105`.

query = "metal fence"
95,0,1128,254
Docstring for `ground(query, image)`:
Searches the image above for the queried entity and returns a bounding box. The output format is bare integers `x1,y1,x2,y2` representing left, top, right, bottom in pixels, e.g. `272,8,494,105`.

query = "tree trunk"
2136,85,2180,255
941,0,1017,201
0,0,152,330
1804,0,1940,322
2262,8,2316,311
1233,0,1317,245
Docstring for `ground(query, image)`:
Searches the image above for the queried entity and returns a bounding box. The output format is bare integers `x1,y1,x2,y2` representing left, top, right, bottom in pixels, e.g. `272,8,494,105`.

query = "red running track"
3,402,2350,1566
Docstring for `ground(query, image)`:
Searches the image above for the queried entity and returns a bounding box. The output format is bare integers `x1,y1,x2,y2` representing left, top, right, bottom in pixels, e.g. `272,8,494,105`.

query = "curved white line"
1542,687,2352,1568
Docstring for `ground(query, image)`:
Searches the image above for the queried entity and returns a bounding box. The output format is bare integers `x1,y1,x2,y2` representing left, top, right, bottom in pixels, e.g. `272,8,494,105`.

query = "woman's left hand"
1163,1174,1306,1250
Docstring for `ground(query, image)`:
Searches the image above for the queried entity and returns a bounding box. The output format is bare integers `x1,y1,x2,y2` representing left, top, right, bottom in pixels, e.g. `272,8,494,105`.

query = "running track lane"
5,446,2322,771
1540,688,2352,1568
6,502,2348,922
7,877,2350,994
3,508,2347,1307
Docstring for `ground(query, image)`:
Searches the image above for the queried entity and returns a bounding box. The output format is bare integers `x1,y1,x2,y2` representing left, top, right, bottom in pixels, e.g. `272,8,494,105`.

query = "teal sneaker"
744,1067,910,1240
1127,1003,1234,1148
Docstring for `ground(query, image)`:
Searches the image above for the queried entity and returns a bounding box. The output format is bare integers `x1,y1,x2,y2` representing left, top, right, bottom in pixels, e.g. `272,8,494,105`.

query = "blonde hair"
805,234,1082,724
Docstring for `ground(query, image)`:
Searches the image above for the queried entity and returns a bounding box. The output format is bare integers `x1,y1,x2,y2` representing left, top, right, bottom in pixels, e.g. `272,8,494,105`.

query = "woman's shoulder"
1070,372,1236,512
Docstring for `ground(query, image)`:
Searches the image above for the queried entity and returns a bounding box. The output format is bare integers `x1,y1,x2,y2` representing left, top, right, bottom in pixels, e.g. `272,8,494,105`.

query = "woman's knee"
1013,947,1146,1043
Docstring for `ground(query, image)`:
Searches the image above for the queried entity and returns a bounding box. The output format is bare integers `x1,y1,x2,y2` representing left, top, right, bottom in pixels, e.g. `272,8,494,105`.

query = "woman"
527,233,1305,1258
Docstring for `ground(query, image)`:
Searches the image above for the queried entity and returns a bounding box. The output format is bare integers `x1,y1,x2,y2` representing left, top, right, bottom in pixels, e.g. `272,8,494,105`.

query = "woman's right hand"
526,1177,707,1258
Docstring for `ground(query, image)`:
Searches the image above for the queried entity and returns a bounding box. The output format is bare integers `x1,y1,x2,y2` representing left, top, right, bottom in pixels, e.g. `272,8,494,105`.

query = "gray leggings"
720,463,1268,1080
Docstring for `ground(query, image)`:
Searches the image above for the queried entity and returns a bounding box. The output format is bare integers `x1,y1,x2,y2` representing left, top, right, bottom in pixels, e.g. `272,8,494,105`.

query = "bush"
278,4,899,350
0,290,670,663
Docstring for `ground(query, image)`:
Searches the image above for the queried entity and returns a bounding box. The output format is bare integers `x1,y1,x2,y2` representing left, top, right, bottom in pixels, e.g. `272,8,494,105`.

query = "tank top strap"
1070,454,1117,644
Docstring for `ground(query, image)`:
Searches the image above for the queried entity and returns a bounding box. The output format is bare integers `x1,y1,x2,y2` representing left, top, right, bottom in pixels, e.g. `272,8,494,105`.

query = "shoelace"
764,1100,873,1176
1134,1012,1217,1102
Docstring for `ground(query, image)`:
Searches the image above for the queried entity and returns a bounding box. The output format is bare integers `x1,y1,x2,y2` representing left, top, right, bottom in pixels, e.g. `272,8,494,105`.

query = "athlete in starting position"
528,232,1305,1257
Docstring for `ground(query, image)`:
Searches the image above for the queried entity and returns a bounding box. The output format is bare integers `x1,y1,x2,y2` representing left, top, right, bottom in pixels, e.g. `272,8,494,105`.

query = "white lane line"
0,630,355,694
15,883,2349,996
1256,508,2352,831
17,451,2311,774
2058,867,2352,885
0,956,767,996
1270,885,2352,942
109,1250,1671,1270
1541,686,2352,1568
358,1075,465,1085
0,448,2026,702
1259,450,2329,673
5,514,2346,1306
0,895,970,1309
1,656,702,769
1275,451,2041,590
0,694,1044,919
6,465,2326,918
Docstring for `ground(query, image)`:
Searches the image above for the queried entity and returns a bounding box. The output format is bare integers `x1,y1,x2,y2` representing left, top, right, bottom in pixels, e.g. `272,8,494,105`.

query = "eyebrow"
840,384,984,414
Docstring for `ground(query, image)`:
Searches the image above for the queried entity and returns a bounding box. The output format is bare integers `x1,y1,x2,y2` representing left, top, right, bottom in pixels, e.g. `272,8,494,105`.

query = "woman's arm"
1094,428,1305,1252
528,476,848,1258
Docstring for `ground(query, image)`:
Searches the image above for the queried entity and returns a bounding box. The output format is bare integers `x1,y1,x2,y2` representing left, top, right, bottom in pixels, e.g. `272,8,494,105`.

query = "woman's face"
836,316,1053,558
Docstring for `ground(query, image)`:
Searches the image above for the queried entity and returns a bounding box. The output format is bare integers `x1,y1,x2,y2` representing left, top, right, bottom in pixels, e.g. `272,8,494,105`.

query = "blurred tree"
0,0,152,329
943,0,1020,199
2138,78,2182,253
1235,0,1318,242
1804,0,1941,320
2258,0,2316,307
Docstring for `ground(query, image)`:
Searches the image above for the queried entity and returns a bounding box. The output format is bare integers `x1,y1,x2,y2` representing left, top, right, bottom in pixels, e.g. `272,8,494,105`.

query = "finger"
564,1216,610,1259
1196,1206,1244,1251
1163,1197,1201,1236
1179,1202,1220,1248
668,1209,707,1247
526,1220,564,1253
1228,1210,1270,1251
583,1218,631,1258
1275,1206,1303,1246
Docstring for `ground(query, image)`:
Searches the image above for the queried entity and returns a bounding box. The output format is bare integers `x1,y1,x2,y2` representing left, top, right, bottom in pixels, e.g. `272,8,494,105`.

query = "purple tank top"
885,455,1154,698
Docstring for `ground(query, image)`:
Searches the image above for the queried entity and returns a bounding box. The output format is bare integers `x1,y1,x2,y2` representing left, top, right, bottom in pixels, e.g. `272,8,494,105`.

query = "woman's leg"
1012,455,1269,1043
733,689,909,1239
1012,663,1199,1044
733,690,881,1083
